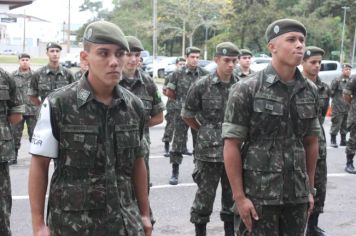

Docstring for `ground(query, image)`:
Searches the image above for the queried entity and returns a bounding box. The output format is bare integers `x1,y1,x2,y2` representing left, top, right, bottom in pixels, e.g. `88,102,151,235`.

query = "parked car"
250,57,272,71
1,49,18,55
59,53,80,68
198,60,212,67
144,56,169,77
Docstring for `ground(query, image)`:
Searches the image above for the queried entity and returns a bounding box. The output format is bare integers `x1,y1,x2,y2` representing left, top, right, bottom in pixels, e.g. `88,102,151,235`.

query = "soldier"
74,60,88,81
119,35,165,188
0,67,24,236
329,63,352,147
165,46,209,185
182,42,240,236
223,19,320,235
28,42,74,106
234,48,254,81
28,21,152,236
343,75,356,174
162,57,186,157
10,53,38,165
302,46,330,236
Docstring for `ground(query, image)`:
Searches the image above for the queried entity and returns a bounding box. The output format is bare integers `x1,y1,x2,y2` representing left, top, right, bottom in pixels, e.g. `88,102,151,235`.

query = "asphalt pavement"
4,72,356,235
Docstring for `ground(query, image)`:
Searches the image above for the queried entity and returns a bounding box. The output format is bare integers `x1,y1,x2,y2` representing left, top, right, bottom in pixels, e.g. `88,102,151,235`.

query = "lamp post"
340,6,350,63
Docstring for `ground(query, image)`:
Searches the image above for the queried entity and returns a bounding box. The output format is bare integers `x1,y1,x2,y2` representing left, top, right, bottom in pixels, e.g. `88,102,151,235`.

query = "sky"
10,0,114,25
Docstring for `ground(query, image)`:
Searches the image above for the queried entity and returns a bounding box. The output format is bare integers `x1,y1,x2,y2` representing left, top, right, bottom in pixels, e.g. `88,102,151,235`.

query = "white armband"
30,98,59,158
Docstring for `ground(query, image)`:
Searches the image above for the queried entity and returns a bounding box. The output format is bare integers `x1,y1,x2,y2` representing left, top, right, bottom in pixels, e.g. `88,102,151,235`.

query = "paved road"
4,76,356,235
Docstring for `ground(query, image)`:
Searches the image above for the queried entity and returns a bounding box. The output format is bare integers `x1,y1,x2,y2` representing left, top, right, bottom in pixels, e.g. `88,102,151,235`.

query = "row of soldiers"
1,17,356,236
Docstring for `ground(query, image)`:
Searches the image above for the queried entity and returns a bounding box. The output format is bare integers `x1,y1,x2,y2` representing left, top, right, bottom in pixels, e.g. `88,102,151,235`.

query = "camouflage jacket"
12,68,38,115
222,64,320,205
119,68,165,143
182,72,239,162
46,76,146,235
28,64,74,101
163,74,178,111
330,76,350,114
166,65,209,110
344,76,356,128
309,76,330,160
233,67,255,81
74,70,85,81
0,68,24,162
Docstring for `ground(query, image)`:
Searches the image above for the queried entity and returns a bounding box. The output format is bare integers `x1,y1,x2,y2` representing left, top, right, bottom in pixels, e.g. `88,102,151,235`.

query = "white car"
59,53,80,68
146,57,176,78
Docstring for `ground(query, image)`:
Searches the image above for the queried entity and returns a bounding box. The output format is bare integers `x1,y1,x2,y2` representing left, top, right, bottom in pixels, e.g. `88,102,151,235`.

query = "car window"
320,63,337,71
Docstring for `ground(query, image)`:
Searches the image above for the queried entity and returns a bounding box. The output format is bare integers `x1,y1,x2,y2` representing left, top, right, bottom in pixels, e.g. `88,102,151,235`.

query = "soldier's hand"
33,225,50,236
308,193,314,216
141,215,153,236
165,88,176,99
236,197,259,233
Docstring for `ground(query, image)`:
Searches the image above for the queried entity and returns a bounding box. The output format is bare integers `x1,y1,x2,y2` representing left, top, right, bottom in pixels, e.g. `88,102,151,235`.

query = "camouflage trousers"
170,113,197,164
313,158,327,214
346,123,356,155
11,115,37,157
162,109,177,143
190,160,233,224
234,203,308,236
330,113,348,135
0,163,12,236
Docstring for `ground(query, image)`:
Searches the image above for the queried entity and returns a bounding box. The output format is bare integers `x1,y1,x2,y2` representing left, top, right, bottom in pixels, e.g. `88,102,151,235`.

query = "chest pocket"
38,83,51,93
296,98,317,119
253,97,284,115
55,78,69,89
60,125,98,168
115,124,140,149
0,85,10,101
202,97,222,110
139,96,153,119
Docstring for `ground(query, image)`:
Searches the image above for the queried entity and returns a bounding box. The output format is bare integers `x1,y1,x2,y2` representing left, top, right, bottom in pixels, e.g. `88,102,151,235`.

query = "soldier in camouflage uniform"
223,19,320,235
342,76,356,174
182,42,240,236
0,67,24,236
162,57,186,157
28,42,74,106
234,49,254,81
165,46,209,185
329,63,352,147
302,46,330,236
28,21,152,236
74,60,88,81
10,53,38,164
120,35,165,190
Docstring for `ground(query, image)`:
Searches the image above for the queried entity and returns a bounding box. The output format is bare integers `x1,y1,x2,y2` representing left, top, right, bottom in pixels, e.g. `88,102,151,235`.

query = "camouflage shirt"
166,65,209,110
28,64,74,101
222,64,320,205
163,74,178,111
330,76,350,114
344,75,356,127
0,68,24,162
233,67,255,81
74,70,85,81
119,68,165,143
12,68,38,115
34,76,146,235
182,72,239,162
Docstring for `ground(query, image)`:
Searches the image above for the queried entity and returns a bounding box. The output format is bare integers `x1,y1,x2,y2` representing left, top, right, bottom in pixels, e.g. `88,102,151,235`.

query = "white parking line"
12,172,353,200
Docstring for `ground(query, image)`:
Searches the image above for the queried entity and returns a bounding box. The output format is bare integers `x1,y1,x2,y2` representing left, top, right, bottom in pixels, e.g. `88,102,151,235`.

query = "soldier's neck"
303,72,317,82
48,62,60,71
240,66,250,75
271,60,297,82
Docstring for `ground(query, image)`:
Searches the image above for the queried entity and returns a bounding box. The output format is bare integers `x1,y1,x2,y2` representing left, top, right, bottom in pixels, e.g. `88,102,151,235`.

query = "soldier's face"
19,58,30,71
302,55,322,77
342,67,351,77
239,55,251,69
124,51,141,72
186,53,200,69
46,48,61,63
176,61,185,70
215,56,238,77
268,32,305,67
81,43,127,89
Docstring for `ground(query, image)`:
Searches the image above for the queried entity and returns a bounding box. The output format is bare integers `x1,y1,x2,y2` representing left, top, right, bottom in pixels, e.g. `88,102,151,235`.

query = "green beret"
83,21,129,51
343,63,352,69
239,49,253,57
215,42,240,57
18,53,31,59
185,46,201,56
46,42,62,51
126,36,144,52
176,57,186,63
265,18,307,42
304,46,325,59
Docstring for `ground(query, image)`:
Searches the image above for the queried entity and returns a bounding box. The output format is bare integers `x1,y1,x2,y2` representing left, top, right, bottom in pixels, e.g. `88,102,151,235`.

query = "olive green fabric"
239,49,252,57
46,42,62,51
215,42,240,57
18,53,30,59
304,46,325,59
185,46,201,56
265,18,307,42
126,36,144,52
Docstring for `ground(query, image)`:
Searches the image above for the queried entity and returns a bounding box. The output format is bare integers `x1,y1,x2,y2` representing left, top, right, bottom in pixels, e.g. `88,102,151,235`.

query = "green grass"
0,55,47,65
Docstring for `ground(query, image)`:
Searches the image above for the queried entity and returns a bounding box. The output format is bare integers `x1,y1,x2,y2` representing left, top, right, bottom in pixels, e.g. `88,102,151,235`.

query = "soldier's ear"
80,51,88,64
267,42,277,54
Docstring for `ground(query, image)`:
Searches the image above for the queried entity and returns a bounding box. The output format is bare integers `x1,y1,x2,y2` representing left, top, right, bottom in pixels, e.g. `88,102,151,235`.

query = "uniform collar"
211,71,239,85
77,74,126,108
263,63,306,89
121,69,144,86
45,64,65,76
13,68,31,76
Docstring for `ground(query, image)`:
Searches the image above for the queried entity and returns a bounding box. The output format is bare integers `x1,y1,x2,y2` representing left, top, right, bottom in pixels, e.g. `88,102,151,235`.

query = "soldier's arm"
165,71,178,99
28,155,51,236
132,157,152,236
181,79,202,130
148,80,165,127
329,79,338,97
343,77,356,104
4,70,24,124
28,71,41,106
